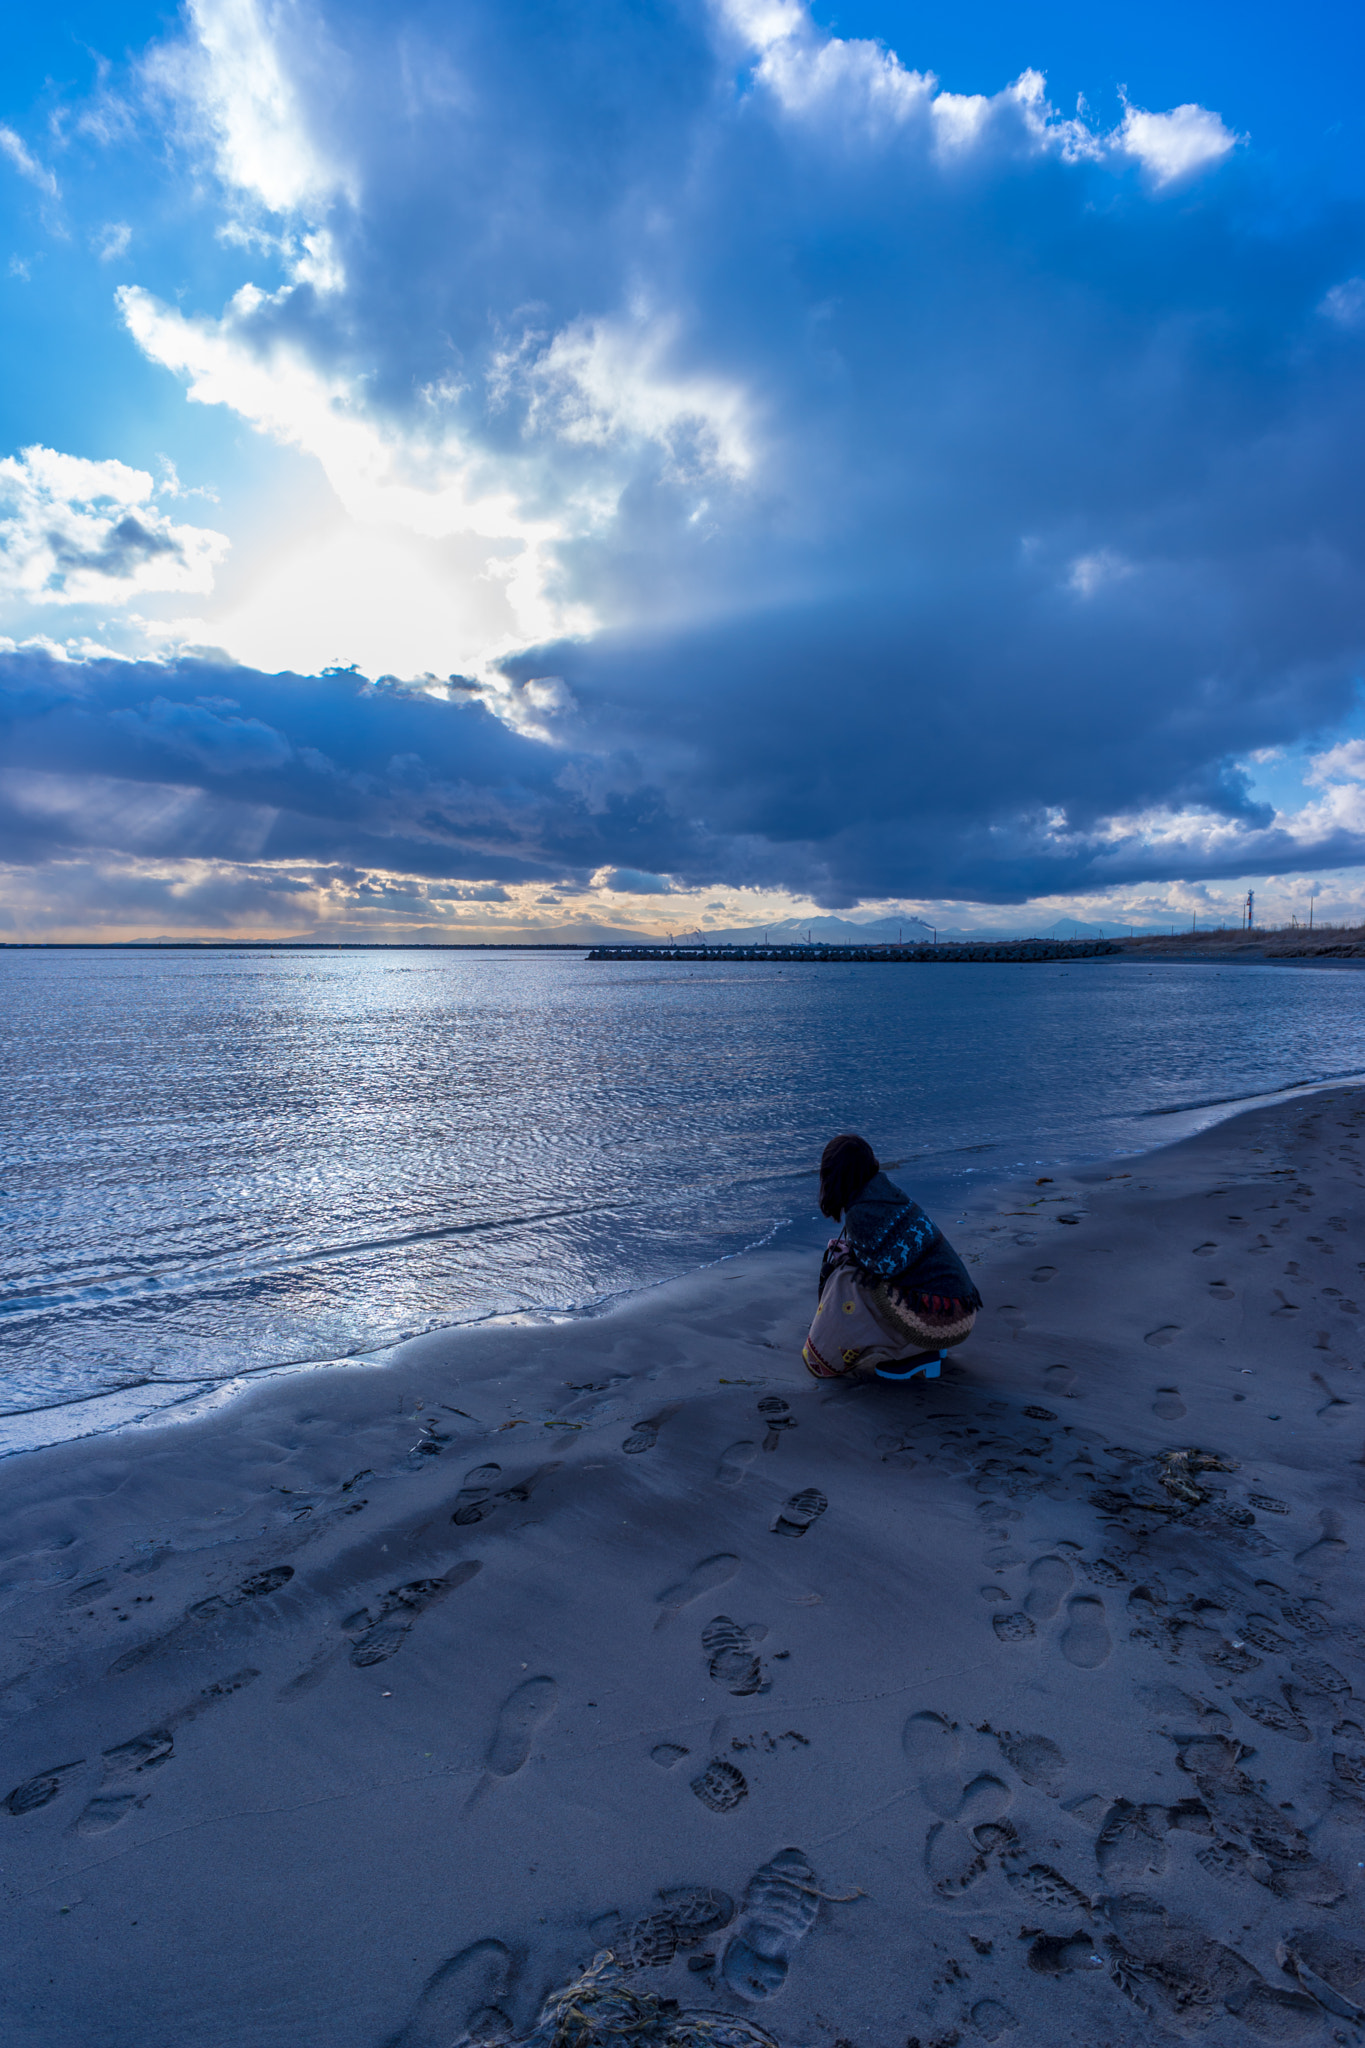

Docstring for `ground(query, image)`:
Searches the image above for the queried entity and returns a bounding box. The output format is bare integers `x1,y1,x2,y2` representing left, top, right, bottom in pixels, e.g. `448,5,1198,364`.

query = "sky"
1,0,1364,941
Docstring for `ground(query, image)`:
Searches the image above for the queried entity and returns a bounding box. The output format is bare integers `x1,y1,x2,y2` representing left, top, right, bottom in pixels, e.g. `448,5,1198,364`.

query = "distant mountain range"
664,914,1125,944
123,911,1144,948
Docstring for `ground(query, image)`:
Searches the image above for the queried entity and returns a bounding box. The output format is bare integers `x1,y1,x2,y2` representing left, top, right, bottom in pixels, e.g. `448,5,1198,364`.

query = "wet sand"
1,1089,1363,2048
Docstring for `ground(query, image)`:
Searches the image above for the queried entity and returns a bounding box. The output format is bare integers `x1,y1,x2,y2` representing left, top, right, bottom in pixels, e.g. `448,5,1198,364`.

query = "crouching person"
804,1133,982,1381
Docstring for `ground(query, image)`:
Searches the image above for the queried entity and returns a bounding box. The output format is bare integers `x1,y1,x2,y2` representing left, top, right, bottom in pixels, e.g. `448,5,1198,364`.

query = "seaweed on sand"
516,1953,779,2048
1156,1448,1238,1507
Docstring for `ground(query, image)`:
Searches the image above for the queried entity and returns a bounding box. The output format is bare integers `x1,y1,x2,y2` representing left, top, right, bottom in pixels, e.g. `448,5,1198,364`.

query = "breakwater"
587,939,1121,963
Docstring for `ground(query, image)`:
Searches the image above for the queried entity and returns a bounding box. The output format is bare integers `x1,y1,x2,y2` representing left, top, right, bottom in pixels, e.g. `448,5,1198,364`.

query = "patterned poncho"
821,1171,983,1312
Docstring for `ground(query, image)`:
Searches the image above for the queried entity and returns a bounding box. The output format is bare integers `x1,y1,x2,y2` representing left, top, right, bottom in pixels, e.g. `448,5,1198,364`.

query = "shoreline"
8,1057,1365,1462
2,1085,1363,2045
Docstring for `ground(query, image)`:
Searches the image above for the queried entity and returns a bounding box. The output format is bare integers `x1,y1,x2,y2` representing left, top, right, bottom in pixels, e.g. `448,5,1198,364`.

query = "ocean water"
3,947,1364,1418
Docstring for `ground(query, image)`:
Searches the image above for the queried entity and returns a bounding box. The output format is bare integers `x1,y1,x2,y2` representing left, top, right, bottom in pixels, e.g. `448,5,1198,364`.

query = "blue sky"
1,0,1363,939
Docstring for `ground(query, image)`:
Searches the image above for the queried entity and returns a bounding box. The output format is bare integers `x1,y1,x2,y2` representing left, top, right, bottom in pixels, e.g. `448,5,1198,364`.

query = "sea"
3,946,1363,1437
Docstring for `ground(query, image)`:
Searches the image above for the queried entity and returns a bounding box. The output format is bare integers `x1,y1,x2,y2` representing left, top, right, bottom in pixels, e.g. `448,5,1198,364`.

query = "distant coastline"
4,929,1365,962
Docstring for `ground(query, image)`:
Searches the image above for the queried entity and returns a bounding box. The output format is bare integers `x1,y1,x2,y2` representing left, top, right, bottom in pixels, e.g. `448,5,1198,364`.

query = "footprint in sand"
1289,1655,1350,1697
689,1757,748,1813
926,1808,1017,1898
1234,1694,1311,1742
74,1790,149,1835
1043,1365,1076,1398
722,1848,820,2000
609,1891,737,1970
992,1612,1035,1643
970,1998,1019,2042
650,1742,690,1769
623,1408,677,1454
716,1442,759,1487
451,1464,502,1524
1193,1242,1218,1256
389,1936,516,2048
1270,1292,1300,1319
486,1675,558,1778
1281,1598,1332,1638
493,1461,560,1507
757,1397,797,1452
347,1562,483,1666
654,1885,736,1956
1208,1281,1235,1300
5,1758,86,1816
655,1553,740,1627
1145,1325,1181,1348
1008,1863,1094,1918
1312,1374,1354,1422
1095,1799,1168,1882
902,1710,965,1817
237,1567,295,1598
1023,1555,1073,1621
1060,1596,1110,1667
1080,1557,1126,1587
771,1489,826,1538
1294,1511,1348,1568
1152,1387,1186,1420
994,1730,1066,1795
72,1669,258,1835
109,1562,296,1675
702,1616,770,1696
1030,1266,1057,1284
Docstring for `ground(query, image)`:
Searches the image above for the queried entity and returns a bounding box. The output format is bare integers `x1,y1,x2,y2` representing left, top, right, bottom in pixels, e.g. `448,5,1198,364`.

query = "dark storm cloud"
0,649,690,885
19,1,1365,905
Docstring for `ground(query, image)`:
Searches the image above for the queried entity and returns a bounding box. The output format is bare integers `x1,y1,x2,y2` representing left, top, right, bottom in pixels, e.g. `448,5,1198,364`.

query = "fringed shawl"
840,1171,983,1312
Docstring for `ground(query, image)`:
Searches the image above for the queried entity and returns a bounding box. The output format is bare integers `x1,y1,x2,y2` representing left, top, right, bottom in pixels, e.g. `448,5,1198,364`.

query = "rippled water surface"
3,947,1363,1411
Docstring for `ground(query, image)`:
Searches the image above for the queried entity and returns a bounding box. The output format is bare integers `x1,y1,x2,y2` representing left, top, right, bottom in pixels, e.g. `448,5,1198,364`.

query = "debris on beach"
512,1952,779,2048
1156,1448,1239,1506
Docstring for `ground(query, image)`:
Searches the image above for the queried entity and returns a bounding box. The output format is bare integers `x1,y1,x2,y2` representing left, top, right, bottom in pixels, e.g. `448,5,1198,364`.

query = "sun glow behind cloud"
0,0,1362,939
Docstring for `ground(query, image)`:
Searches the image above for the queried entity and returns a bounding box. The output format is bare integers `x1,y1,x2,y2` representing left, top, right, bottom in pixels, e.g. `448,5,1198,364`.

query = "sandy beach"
2,1088,1363,2048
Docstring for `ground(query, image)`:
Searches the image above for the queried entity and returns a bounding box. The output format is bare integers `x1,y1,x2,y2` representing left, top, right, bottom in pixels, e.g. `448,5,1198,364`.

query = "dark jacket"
820,1171,983,1311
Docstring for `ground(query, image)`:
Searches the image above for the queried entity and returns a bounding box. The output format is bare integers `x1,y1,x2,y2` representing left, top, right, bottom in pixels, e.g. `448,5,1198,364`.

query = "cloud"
0,126,59,199
5,0,1365,923
595,866,674,894
0,448,229,606
1117,102,1239,185
159,0,350,213
1322,278,1365,330
111,695,294,773
93,221,132,261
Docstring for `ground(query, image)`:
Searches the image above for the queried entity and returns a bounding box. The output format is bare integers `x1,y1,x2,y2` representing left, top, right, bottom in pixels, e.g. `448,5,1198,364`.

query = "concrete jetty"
586,938,1121,963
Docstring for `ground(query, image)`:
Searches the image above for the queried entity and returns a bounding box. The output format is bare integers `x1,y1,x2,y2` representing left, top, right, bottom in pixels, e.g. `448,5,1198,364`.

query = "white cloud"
94,221,132,261
532,311,754,479
0,447,229,607
1321,278,1365,329
593,865,675,894
719,1,1234,189
1306,738,1365,786
1067,548,1135,596
171,0,348,213
118,283,601,667
1117,102,1238,186
0,126,59,199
